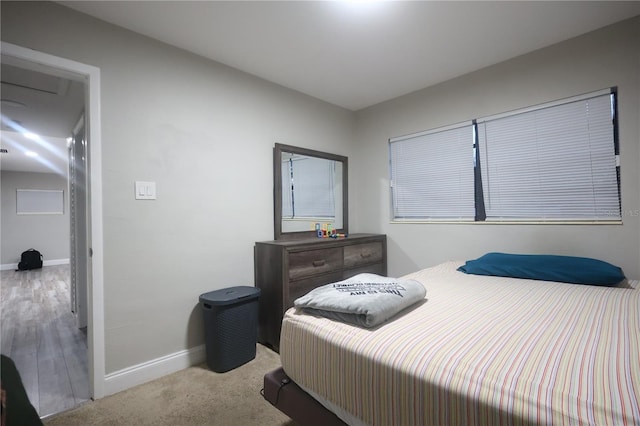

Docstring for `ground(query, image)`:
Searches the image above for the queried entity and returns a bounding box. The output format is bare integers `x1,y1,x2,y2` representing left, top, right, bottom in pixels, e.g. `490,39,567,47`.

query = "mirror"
274,143,348,240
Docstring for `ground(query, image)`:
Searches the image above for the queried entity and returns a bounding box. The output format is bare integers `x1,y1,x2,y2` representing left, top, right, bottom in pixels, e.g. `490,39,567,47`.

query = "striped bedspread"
280,261,640,425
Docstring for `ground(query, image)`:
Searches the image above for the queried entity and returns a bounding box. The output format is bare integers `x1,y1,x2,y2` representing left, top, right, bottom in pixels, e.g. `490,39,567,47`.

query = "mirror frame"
274,143,348,240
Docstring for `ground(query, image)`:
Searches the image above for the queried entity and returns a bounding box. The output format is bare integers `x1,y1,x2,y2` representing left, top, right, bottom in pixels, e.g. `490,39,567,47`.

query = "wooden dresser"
254,233,387,351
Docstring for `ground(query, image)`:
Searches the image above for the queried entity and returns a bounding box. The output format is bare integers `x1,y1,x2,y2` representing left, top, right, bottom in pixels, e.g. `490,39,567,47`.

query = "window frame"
388,88,622,224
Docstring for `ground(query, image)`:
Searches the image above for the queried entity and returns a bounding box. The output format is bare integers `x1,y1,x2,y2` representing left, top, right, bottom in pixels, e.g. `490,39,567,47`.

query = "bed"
264,259,640,425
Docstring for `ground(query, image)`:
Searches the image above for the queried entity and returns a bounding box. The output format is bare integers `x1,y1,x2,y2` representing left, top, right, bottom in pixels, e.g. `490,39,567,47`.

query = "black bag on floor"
17,249,43,271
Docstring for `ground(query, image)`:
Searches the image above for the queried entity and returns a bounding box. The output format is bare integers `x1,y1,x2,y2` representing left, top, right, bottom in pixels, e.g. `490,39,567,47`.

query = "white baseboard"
0,258,70,271
44,258,70,267
104,344,206,397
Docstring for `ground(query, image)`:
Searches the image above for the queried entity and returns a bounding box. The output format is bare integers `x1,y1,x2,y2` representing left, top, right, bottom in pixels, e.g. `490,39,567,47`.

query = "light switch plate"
135,181,156,200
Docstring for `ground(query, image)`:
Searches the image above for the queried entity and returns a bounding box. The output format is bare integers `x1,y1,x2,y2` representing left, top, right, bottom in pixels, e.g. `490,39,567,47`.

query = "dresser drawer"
344,242,383,269
288,247,343,280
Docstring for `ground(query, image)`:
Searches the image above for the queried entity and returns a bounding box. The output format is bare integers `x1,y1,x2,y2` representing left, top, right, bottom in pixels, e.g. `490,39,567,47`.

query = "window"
390,123,475,220
389,88,621,222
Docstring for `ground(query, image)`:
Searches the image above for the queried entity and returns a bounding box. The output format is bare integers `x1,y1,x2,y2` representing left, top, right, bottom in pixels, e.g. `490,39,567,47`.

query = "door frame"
1,41,106,399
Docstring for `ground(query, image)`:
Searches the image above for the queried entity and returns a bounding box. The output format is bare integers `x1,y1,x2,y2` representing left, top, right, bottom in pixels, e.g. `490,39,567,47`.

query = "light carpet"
43,344,296,426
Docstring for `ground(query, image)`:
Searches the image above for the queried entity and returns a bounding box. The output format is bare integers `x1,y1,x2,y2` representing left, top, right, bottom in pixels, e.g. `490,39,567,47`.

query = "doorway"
0,41,105,406
0,56,87,418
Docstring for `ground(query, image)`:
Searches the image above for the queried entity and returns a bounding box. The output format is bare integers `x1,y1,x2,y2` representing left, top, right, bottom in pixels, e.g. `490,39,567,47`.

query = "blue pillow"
457,253,625,286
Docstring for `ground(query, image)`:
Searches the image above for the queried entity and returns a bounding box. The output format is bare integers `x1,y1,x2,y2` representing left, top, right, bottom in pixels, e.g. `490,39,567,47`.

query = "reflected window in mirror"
281,153,343,233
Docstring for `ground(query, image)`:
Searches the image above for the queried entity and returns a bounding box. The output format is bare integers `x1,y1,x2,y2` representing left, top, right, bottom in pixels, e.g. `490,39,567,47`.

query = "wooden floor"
0,264,90,418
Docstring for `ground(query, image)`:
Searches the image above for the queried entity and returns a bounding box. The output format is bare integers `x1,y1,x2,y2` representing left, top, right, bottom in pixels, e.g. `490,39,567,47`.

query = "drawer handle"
360,253,371,258
312,260,326,267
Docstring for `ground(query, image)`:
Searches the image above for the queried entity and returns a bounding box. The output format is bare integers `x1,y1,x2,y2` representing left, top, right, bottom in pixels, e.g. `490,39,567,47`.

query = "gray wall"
1,1,355,373
352,16,640,279
1,171,70,265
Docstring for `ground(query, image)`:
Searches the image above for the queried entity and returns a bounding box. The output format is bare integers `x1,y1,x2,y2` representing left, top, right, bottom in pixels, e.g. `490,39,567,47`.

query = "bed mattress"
279,261,640,425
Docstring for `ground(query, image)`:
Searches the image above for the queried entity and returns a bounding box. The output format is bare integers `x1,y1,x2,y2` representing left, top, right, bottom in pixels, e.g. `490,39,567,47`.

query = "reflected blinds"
282,156,336,218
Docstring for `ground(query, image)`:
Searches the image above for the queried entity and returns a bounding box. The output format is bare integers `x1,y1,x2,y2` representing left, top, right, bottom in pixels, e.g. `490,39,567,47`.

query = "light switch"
135,181,157,200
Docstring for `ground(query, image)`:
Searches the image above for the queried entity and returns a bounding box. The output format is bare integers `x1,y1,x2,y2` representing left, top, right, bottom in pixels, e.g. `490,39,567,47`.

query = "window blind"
390,123,475,220
477,92,620,221
282,156,336,219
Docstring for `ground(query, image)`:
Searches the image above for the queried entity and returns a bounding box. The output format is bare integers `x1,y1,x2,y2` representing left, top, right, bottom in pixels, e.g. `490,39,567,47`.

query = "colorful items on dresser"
314,223,347,238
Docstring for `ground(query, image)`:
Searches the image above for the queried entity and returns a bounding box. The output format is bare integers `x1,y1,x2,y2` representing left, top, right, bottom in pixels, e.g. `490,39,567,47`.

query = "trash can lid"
199,286,260,306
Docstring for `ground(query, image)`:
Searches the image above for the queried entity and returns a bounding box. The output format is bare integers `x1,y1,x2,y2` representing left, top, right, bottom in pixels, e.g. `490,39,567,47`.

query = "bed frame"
262,367,346,426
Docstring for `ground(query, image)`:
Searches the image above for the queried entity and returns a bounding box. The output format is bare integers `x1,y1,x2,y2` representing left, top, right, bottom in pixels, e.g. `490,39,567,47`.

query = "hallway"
0,264,89,417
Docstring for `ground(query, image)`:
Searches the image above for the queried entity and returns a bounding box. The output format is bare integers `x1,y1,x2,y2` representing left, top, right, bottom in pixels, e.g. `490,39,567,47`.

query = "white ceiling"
60,1,640,111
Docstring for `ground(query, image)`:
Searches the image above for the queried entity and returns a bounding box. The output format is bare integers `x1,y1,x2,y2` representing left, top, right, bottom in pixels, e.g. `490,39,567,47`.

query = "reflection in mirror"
274,144,348,240
280,153,343,232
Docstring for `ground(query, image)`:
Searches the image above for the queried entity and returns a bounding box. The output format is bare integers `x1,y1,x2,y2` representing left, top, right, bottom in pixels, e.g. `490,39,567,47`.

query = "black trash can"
199,286,261,373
